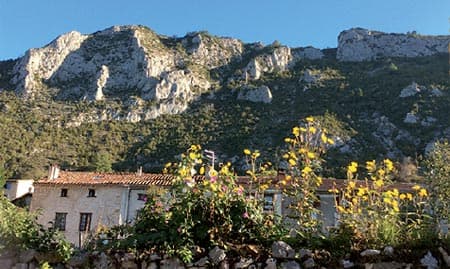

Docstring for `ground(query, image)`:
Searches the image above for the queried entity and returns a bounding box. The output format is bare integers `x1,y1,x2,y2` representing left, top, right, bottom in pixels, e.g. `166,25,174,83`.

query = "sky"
0,0,449,60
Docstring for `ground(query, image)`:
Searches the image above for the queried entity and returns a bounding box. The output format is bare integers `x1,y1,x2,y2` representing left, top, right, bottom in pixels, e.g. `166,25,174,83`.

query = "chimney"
137,166,143,176
48,164,60,180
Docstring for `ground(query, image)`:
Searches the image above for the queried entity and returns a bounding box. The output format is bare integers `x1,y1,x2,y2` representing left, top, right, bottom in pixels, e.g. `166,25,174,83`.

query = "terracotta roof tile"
36,171,175,186
36,171,417,192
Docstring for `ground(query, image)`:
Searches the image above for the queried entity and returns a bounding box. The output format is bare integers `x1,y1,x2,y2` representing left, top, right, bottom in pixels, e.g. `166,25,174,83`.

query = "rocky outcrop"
183,32,243,68
10,25,215,119
337,28,450,61
11,31,88,98
243,46,295,80
237,85,272,103
292,46,324,60
399,82,422,98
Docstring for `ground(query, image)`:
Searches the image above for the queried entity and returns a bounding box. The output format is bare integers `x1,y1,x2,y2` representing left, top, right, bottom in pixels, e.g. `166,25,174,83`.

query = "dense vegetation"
0,51,448,179
85,120,450,266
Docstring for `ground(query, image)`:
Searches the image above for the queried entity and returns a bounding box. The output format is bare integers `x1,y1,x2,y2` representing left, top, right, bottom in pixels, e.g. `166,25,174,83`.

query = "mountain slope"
0,26,448,179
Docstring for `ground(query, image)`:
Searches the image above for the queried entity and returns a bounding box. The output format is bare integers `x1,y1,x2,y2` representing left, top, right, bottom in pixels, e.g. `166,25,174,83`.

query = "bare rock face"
237,85,272,103
399,82,422,98
11,31,88,98
183,32,243,68
337,28,450,61
292,46,324,60
243,46,295,80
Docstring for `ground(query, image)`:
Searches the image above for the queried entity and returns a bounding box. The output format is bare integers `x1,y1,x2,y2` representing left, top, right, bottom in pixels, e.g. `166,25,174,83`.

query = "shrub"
131,145,283,262
330,159,433,250
280,116,334,241
0,196,73,262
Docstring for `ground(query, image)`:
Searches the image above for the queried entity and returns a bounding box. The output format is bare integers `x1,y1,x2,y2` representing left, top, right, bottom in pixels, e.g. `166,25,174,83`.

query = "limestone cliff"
337,28,450,61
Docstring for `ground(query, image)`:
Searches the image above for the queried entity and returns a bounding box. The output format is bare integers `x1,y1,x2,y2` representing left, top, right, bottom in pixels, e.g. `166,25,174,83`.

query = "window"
88,189,96,197
60,188,68,197
263,193,274,212
55,213,67,231
79,213,92,231
137,193,147,201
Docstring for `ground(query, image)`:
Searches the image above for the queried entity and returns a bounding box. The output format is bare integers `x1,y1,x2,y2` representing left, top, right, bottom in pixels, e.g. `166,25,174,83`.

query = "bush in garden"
424,140,450,238
330,159,433,250
133,145,284,262
280,116,334,241
0,196,73,262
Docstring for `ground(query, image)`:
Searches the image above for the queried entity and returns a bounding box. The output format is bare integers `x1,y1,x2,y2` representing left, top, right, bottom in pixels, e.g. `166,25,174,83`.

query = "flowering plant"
330,159,432,249
134,145,282,262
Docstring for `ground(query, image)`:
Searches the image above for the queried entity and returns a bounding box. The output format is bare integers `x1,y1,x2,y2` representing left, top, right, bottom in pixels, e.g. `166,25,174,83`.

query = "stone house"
30,166,417,247
30,166,173,247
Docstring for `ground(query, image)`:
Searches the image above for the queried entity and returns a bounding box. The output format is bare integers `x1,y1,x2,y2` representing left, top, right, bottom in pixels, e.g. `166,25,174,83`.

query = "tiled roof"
36,171,175,186
36,171,417,192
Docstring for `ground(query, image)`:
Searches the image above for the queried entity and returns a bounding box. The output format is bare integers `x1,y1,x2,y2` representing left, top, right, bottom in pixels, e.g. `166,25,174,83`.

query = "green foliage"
92,151,113,172
280,117,334,240
0,196,73,262
424,140,450,227
90,145,283,263
331,159,433,250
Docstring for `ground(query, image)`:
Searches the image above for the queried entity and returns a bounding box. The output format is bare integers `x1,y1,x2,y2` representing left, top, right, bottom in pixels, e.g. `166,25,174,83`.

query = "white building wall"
31,184,125,247
4,179,34,200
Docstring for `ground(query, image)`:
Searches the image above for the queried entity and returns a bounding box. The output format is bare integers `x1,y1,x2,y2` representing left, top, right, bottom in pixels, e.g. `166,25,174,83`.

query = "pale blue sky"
0,0,449,60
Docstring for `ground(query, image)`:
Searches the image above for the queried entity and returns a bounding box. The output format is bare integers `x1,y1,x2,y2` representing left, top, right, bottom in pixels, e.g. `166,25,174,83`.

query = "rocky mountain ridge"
0,25,448,178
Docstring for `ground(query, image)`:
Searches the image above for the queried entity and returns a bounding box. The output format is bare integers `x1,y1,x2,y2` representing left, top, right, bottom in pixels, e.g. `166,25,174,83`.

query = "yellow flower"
406,193,413,201
283,153,289,159
189,152,197,160
301,166,313,175
190,145,198,151
165,162,172,168
321,133,328,143
377,169,385,177
308,126,317,134
384,159,394,171
348,181,356,189
328,188,339,194
365,160,376,173
374,179,384,188
292,127,300,137
252,151,260,158
392,189,399,197
305,116,314,122
327,138,335,145
243,149,251,155
399,193,406,200
316,176,323,185
347,162,358,173
412,185,421,191
284,137,291,143
357,188,365,197
337,205,345,213
199,166,205,175
307,152,315,159
209,169,218,177
288,159,296,166
419,188,428,197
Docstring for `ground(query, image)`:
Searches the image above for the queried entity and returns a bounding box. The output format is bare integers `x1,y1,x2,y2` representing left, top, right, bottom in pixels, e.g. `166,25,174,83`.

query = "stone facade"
30,176,156,247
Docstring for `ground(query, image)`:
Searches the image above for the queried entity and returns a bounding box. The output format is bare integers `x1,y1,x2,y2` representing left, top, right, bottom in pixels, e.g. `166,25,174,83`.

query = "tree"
0,164,5,196
92,151,113,172
424,140,450,225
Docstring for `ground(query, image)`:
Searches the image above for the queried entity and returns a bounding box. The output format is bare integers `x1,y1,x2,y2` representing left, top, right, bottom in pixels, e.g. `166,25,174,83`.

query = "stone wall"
2,242,450,269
